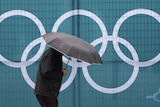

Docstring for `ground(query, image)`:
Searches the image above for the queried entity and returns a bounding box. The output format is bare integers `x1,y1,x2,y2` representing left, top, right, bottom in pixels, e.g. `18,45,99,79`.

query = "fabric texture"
34,48,63,98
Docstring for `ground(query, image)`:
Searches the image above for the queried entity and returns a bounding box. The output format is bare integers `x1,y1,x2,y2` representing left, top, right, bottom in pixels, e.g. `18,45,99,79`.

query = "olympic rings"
0,9,159,94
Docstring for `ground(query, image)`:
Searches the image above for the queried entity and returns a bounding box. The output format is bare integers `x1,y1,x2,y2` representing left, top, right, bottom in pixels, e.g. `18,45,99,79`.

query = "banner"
0,0,160,107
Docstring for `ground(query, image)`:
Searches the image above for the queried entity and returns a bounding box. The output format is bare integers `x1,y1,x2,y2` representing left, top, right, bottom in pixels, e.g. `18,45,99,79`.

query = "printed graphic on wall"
0,0,160,107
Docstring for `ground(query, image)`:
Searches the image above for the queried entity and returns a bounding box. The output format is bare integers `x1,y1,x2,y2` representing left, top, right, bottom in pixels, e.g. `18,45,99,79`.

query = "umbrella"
42,32,102,65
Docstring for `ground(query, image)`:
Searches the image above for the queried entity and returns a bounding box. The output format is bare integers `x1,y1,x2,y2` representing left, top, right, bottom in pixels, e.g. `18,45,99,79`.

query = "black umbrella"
42,32,102,65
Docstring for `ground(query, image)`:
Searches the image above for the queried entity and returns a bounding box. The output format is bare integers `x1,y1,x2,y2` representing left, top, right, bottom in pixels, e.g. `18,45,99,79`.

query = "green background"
0,0,160,107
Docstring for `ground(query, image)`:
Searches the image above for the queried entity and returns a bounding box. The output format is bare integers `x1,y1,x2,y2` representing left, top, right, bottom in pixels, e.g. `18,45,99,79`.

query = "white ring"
113,9,160,67
83,36,139,94
0,10,46,88
52,9,109,91
0,10,46,68
60,58,78,91
52,9,108,67
21,37,46,88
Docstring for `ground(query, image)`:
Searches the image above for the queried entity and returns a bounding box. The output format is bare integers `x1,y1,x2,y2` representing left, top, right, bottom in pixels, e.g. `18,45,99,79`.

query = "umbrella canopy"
42,32,102,64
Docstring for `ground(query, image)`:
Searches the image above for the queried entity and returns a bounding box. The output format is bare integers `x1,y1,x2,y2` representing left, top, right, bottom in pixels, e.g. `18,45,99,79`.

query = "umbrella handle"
65,58,70,69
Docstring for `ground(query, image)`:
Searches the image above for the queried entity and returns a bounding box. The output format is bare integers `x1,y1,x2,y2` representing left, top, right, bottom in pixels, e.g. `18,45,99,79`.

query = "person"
34,47,67,107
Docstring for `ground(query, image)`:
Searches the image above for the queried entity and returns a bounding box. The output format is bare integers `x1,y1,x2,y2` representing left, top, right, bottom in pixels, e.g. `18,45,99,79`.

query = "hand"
62,68,67,76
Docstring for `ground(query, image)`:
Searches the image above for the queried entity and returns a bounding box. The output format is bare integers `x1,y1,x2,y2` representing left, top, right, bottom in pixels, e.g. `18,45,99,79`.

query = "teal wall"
0,0,160,107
